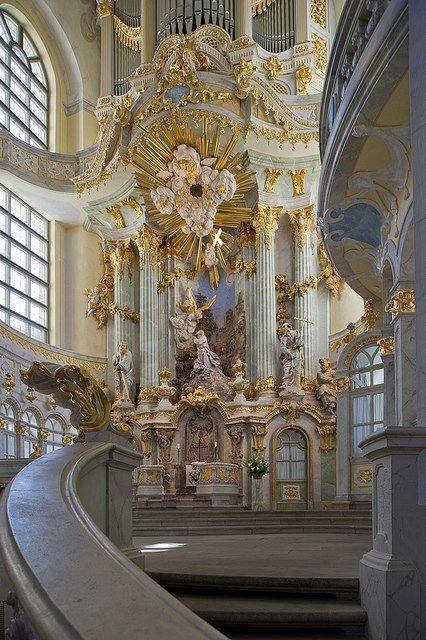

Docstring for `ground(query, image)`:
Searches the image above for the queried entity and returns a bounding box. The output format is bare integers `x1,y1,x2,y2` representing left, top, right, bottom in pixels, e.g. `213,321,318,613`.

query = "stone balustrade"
0,442,227,639
320,0,405,153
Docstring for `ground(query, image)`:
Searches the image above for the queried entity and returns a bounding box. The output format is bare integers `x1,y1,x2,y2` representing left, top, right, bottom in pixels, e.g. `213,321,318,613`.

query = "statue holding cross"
278,322,305,394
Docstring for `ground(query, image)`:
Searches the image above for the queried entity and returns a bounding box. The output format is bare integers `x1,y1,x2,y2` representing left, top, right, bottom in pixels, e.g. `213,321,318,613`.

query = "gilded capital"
288,168,307,197
252,204,282,248
287,205,314,248
96,0,114,19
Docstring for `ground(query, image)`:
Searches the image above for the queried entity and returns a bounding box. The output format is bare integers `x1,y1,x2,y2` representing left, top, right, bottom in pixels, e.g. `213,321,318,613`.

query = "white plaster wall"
61,224,106,357
330,284,364,335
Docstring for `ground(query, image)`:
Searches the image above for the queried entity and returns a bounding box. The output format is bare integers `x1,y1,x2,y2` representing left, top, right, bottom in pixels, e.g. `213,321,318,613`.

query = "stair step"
134,525,371,537
173,593,367,632
226,632,365,639
148,572,360,599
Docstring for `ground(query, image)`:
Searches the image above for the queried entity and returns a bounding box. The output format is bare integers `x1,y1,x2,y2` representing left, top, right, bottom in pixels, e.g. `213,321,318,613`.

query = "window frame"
349,344,384,457
0,10,49,149
0,401,17,458
0,183,49,342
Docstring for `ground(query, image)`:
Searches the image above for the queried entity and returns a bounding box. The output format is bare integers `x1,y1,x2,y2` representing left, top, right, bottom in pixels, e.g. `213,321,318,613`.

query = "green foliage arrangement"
247,455,269,477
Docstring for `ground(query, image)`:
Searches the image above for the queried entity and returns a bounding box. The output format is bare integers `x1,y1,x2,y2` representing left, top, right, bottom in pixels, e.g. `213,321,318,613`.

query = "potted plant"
247,455,269,479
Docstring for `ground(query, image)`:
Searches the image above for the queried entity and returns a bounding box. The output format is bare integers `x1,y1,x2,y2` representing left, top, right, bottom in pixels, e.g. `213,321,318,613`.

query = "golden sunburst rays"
131,116,256,286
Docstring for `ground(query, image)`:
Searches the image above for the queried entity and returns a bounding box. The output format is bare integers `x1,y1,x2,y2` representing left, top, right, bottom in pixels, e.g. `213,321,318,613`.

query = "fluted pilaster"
140,255,159,388
289,205,317,378
254,232,278,382
97,0,114,95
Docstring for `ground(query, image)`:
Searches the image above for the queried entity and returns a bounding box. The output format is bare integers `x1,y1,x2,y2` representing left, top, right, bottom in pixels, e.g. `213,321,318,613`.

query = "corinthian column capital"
287,205,315,248
252,204,283,249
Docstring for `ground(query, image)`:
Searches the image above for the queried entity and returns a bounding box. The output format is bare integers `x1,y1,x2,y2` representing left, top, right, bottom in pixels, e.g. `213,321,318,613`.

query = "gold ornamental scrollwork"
288,168,307,196
310,0,327,29
295,63,312,95
362,299,381,330
233,59,256,99
264,168,283,194
264,55,284,81
317,243,343,299
385,289,415,319
96,0,114,18
377,336,395,356
333,376,350,393
255,376,277,395
180,387,219,414
20,362,110,433
251,422,268,454
316,424,336,452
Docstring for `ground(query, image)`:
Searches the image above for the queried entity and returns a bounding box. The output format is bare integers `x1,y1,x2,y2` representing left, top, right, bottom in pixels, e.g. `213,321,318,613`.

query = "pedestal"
137,464,164,502
359,428,426,639
194,463,240,506
251,475,265,511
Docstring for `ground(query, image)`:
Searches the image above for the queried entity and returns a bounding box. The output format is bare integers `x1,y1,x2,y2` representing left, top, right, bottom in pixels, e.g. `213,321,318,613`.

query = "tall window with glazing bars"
0,185,49,342
0,10,48,148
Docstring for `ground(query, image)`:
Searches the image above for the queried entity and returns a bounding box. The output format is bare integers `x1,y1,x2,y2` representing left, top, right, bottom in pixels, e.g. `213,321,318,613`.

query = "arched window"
19,409,39,457
44,415,65,453
0,401,17,458
0,11,48,148
349,344,384,455
0,183,49,342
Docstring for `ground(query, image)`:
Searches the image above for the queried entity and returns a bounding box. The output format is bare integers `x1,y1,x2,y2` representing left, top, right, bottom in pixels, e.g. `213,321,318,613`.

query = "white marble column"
140,254,159,389
113,248,138,363
237,244,257,383
140,0,155,64
97,1,114,95
289,206,317,378
157,257,178,376
254,232,278,386
235,0,253,38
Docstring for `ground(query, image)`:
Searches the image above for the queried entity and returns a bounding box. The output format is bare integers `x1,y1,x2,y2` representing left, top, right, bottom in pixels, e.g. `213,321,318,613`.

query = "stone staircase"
148,572,367,639
133,506,372,537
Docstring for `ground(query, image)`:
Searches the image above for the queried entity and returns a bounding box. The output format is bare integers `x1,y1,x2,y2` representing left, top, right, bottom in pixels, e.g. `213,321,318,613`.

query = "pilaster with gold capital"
251,204,281,385
288,205,317,378
97,0,115,96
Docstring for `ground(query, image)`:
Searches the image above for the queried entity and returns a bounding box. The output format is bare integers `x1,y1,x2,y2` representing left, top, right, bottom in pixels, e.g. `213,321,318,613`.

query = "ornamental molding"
0,321,107,372
385,289,415,319
0,129,77,191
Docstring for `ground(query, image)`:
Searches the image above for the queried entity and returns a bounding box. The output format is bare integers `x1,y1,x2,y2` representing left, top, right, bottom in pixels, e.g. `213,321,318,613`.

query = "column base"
360,551,420,640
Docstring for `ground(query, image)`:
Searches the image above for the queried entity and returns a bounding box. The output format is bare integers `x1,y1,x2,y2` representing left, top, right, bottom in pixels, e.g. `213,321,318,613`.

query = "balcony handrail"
0,443,226,639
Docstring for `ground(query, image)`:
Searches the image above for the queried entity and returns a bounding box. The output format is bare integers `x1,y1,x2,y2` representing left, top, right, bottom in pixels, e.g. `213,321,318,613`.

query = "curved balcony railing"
0,442,226,639
320,0,402,155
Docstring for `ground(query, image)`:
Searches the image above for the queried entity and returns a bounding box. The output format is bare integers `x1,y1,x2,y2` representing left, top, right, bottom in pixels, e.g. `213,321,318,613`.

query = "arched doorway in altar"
273,427,309,510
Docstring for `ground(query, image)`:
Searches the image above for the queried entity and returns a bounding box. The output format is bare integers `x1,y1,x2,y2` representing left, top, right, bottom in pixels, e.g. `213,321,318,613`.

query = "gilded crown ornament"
180,386,219,413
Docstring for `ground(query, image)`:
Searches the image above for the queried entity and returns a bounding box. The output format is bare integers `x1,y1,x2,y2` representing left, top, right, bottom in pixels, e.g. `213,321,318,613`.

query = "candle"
214,441,218,448
177,443,180,450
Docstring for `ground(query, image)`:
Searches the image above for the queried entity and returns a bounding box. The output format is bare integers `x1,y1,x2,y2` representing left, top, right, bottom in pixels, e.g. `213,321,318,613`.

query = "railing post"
141,0,156,63
235,0,252,38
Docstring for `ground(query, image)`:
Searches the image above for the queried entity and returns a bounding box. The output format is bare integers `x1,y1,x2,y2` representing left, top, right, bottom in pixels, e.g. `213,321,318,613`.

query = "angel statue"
316,357,337,413
279,323,304,392
113,342,134,406
170,287,216,350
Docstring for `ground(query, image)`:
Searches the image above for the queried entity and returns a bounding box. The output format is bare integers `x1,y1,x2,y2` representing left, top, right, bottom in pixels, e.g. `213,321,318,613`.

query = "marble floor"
133,532,371,580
